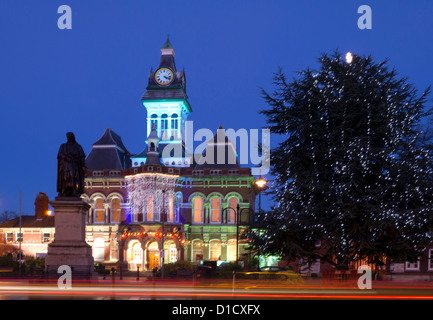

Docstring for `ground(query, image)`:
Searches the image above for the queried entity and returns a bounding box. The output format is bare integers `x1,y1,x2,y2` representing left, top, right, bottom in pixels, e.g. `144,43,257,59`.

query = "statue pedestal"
45,198,97,279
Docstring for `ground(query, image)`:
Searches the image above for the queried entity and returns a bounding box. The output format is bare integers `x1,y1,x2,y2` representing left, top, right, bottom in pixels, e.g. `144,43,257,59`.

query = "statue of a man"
57,132,87,198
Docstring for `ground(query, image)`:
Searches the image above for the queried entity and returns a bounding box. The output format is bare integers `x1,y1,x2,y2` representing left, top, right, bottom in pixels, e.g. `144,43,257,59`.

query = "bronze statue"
57,132,86,198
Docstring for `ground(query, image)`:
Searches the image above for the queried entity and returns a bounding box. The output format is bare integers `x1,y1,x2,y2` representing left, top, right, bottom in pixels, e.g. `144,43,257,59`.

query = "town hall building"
81,37,258,271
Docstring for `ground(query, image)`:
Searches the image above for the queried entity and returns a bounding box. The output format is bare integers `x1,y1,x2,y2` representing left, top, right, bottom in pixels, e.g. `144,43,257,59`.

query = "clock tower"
132,37,192,167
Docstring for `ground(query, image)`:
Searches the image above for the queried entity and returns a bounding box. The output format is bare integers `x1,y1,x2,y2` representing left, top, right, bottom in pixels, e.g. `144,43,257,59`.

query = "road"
0,278,433,300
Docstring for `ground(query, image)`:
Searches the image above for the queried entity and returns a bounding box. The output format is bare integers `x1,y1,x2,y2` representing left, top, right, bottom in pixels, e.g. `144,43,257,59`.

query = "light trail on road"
0,279,433,299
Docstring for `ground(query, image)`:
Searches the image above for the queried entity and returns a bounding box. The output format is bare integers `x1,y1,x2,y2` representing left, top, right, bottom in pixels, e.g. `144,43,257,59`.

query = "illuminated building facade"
82,38,257,271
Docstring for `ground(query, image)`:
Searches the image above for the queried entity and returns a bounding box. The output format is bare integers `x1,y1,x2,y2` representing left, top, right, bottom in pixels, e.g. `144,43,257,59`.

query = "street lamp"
18,191,22,273
161,189,166,279
255,177,267,213
255,176,267,270
223,205,254,264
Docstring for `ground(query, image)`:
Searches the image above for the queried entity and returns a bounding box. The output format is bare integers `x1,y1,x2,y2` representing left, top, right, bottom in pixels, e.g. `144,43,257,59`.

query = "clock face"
155,68,174,85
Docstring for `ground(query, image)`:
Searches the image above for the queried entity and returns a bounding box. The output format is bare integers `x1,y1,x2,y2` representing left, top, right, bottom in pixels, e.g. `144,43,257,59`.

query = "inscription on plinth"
45,199,96,278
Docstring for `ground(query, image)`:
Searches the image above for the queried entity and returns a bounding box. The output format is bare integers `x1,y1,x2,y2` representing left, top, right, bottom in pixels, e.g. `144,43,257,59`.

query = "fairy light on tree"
249,51,433,270
345,52,353,63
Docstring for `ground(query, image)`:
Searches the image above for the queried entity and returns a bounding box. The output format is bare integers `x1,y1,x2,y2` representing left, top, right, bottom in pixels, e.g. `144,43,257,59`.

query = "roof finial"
161,35,174,50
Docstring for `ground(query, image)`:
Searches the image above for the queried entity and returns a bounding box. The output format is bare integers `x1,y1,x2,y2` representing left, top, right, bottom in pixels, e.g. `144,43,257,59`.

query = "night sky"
1,0,432,215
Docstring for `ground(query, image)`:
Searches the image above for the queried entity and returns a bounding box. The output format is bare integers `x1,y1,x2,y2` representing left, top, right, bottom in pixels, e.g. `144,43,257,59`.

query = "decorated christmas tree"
250,51,433,269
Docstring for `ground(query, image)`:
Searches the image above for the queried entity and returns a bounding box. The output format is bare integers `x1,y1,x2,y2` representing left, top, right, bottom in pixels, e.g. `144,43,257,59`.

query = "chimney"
34,192,49,219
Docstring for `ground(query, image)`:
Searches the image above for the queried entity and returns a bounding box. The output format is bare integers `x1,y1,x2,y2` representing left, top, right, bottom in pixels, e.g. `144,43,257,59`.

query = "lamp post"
223,205,254,264
161,190,166,279
236,204,240,263
256,178,267,213
18,191,22,273
255,176,267,270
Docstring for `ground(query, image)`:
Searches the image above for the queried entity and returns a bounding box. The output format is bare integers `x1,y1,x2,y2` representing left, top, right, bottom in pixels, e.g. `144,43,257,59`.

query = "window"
227,240,237,261
150,114,158,130
210,240,221,261
168,195,174,222
429,249,433,271
6,233,13,243
192,240,203,261
94,198,105,223
161,114,168,137
171,114,178,130
405,259,420,271
93,238,105,261
16,232,23,243
169,244,177,263
147,195,153,221
111,198,121,223
192,197,203,223
210,197,221,223
227,197,238,224
171,114,179,139
93,171,104,176
43,233,50,243
133,243,142,262
175,194,182,222
210,170,222,176
109,171,120,176
164,241,177,263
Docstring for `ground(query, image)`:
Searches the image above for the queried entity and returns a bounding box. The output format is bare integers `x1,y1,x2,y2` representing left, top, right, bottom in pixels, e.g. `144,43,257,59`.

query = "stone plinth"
45,198,97,279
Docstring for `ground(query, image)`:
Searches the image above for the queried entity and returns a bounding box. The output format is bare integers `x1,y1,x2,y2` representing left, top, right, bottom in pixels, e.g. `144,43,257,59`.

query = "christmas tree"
250,51,433,269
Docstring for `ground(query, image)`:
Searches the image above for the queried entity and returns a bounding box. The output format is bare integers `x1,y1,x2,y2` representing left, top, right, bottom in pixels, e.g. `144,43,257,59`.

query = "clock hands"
155,68,173,84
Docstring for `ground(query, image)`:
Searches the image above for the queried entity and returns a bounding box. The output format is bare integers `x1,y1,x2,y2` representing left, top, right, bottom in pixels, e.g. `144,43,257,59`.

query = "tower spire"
161,35,175,56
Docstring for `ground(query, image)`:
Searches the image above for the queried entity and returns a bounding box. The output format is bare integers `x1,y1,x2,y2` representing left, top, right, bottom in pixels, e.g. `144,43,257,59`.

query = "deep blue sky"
1,0,432,215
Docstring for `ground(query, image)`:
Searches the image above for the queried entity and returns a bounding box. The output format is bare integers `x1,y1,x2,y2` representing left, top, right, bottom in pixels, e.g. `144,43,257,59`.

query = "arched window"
171,113,178,130
94,198,105,223
192,240,203,262
147,195,153,221
192,197,203,223
111,198,121,223
175,193,182,222
169,243,177,263
150,114,158,130
227,239,237,261
132,242,142,263
150,142,156,151
210,240,221,261
227,197,238,224
171,114,179,139
164,241,177,263
161,114,168,137
210,197,221,223
168,195,174,222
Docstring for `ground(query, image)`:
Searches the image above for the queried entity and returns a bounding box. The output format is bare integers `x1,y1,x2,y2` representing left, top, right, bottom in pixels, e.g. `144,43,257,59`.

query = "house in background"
0,192,54,259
